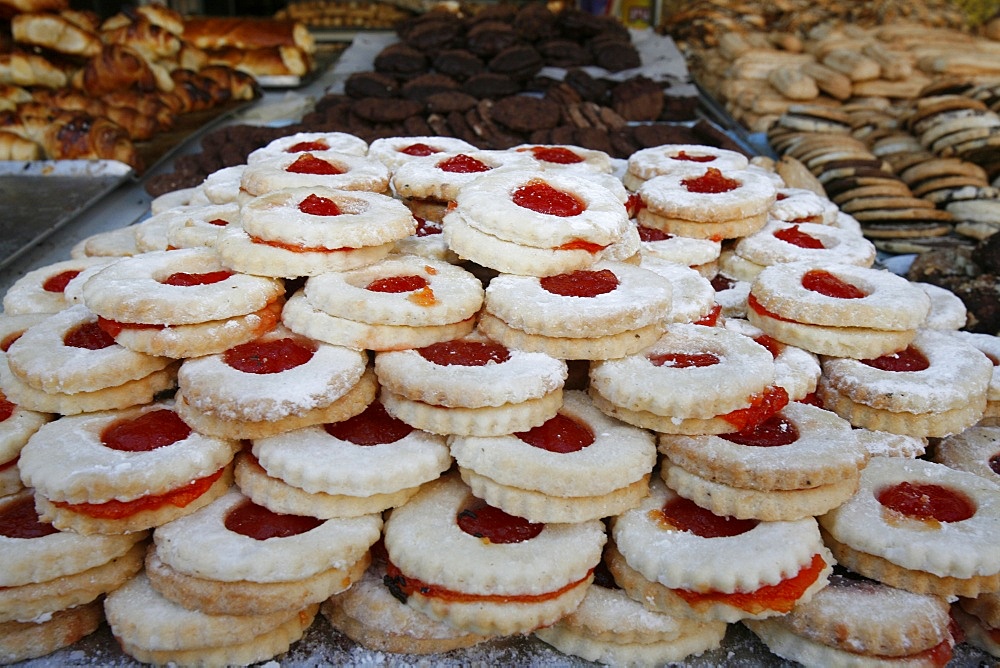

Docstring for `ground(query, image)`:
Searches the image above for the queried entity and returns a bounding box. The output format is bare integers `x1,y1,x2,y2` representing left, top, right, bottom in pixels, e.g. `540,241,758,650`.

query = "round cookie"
246,131,368,165
933,424,1000,486
240,150,390,198
625,143,749,190
2,256,115,315
367,135,478,172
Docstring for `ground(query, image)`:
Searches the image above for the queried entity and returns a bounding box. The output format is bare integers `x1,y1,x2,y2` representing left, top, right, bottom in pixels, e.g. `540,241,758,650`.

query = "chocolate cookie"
373,43,427,79
400,14,464,52
462,72,520,100
351,97,425,124
564,68,610,104
513,2,558,42
488,44,543,81
400,73,460,102
590,34,642,72
537,39,592,68
432,49,484,82
466,20,518,58
425,91,479,114
610,76,663,122
488,94,561,133
344,71,398,100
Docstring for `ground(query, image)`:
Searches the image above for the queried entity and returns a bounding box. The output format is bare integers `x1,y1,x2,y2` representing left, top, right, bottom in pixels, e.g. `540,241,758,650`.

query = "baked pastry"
624,143,749,191
382,473,606,635
1,257,114,316
955,591,1000,659
374,332,567,437
18,400,239,534
246,131,368,165
932,424,1000,486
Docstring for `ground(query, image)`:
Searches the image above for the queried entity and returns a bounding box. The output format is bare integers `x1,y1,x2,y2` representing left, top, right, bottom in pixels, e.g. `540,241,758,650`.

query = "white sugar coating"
723,317,820,401
854,429,927,459
374,337,567,408
201,164,245,204
391,149,535,202
950,330,1000,400
612,478,826,593
17,402,240,503
820,457,1000,579
239,188,416,249
153,489,382,582
0,492,145,586
240,150,390,197
252,421,451,496
2,256,116,315
81,247,284,325
769,187,839,225
588,322,775,419
732,220,876,269
820,329,994,413
916,282,967,330
303,254,483,326
636,256,716,324
638,228,722,267
4,305,172,394
367,136,477,171
627,144,749,181
0,402,51,462
455,167,631,249
177,336,367,422
247,131,369,164
638,166,777,222
104,572,301,651
933,425,1000,485
383,474,606,597
163,201,241,250
449,390,656,497
483,260,672,338
561,584,717,639
511,143,614,175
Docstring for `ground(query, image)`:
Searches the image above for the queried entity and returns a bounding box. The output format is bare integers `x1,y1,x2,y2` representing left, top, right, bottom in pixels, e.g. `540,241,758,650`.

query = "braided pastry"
0,52,67,88
11,12,102,57
70,44,159,96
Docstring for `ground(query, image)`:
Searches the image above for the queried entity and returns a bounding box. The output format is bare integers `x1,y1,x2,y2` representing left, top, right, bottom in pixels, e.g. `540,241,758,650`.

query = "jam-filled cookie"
479,260,672,361
18,401,239,534
367,136,477,172
818,328,993,438
610,478,833,623
933,424,1000,486
819,457,1000,598
0,389,52,497
1,305,177,415
955,591,1000,658
161,201,240,250
2,256,114,315
175,325,376,440
382,474,606,635
246,131,368,165
624,144,750,191
217,187,417,278
240,150,390,200
451,390,656,523
237,398,451,518
104,572,318,667
747,260,931,359
589,322,786,435
81,247,285,359
511,143,614,175
949,330,1000,423
374,333,567,436
638,256,719,325
282,253,482,351
146,488,381,616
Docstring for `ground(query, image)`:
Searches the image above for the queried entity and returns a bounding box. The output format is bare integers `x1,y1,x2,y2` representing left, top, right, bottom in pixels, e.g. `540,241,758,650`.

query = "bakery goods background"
3,0,1000,665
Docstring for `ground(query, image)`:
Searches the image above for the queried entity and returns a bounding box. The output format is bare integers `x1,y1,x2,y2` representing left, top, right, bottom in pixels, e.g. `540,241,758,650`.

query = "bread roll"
203,45,311,77
0,52,68,88
71,44,159,96
0,0,67,20
182,17,315,54
0,129,41,160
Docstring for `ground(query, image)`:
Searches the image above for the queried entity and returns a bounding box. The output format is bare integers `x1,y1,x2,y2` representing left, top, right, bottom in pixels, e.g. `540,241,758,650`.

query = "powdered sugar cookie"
854,428,928,459
147,488,380,615
746,571,958,666
201,164,245,204
589,322,785,435
392,215,458,263
949,330,1000,421
953,597,1000,659
635,222,722,269
176,326,375,440
711,271,752,319
511,143,614,174
0,599,103,663
610,478,833,622
162,201,240,249
723,317,821,402
819,328,992,437
68,224,141,259
367,136,477,172
132,212,173,253
150,185,209,215
450,390,656,522
933,425,1000,486
382,473,606,635
479,260,672,360
625,144,749,190
819,457,1000,597
534,557,727,666
725,220,876,281
246,131,368,165
323,556,491,654
19,401,239,534
748,261,930,359
916,282,968,330
242,398,451,517
375,333,567,436
638,256,718,325
240,151,390,199
0,391,52,496
391,150,532,203
769,187,839,225
105,572,318,667
2,256,115,315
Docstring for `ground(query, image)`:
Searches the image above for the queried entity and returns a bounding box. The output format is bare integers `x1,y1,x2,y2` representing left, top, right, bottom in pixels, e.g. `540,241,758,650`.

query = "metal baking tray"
0,160,133,272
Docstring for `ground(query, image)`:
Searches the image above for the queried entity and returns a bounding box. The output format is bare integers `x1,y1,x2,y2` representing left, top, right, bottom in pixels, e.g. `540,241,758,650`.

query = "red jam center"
224,498,323,540
101,408,191,452
418,340,510,366
515,413,594,453
801,269,866,299
0,496,60,539
162,270,232,287
286,140,329,153
401,143,438,156
673,150,716,163
682,167,739,194
298,193,341,216
512,180,585,217
286,153,343,174
861,345,930,372
540,269,618,298
64,320,116,350
366,274,428,293
989,453,1000,476
415,216,443,237
754,334,782,358
0,393,14,422
456,502,543,543
877,482,975,523
325,401,413,445
42,269,81,293
720,413,799,446
773,224,824,249
658,495,759,537
437,153,490,173
528,146,583,164
208,218,228,226
648,351,720,368
637,224,673,242
224,337,315,374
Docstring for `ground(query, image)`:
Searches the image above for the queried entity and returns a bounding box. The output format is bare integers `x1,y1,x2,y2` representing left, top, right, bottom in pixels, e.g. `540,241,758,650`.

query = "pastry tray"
0,160,133,272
